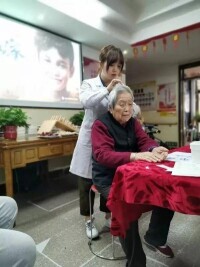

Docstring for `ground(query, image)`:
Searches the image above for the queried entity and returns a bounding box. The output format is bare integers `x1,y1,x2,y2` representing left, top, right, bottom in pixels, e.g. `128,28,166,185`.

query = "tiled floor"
10,171,200,267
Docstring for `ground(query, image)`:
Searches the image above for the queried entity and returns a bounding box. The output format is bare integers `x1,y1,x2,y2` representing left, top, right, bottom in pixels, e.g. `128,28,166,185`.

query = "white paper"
172,161,200,177
166,152,192,162
156,164,174,172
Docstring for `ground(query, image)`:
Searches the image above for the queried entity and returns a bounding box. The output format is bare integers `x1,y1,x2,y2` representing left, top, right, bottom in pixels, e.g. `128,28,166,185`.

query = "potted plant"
0,107,29,140
69,111,84,126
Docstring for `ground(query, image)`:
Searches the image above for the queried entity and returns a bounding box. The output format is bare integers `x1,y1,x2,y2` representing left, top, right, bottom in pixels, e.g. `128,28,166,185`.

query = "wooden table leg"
3,150,13,197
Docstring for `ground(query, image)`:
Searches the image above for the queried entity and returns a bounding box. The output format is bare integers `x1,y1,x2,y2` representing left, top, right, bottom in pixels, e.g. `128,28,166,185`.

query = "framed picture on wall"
130,81,157,111
83,57,99,79
157,83,176,112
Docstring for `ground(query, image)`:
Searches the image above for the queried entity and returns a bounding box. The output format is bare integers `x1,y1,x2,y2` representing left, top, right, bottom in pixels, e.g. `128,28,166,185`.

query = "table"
0,135,77,196
107,146,200,237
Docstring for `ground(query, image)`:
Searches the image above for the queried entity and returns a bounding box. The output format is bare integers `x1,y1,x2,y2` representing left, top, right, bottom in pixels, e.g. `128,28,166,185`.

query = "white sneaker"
85,219,99,239
104,217,111,228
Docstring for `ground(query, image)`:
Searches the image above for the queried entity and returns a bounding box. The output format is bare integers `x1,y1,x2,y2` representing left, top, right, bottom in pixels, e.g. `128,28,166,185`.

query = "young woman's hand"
107,78,123,92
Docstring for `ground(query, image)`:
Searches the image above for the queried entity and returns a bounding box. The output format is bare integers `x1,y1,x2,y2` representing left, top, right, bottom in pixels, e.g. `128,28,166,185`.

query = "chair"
88,184,126,261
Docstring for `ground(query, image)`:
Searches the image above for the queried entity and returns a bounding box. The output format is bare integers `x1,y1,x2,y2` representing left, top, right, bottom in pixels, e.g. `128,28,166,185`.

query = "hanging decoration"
142,45,148,56
131,22,200,58
133,47,138,58
173,33,179,48
162,38,167,51
152,40,156,53
186,31,190,46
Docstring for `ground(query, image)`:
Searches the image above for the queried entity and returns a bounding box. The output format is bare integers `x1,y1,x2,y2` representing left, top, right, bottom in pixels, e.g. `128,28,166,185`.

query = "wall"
126,62,179,144
82,45,99,61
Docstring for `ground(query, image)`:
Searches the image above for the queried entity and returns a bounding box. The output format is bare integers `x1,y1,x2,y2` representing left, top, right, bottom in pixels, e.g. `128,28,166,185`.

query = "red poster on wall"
83,57,99,79
157,83,176,112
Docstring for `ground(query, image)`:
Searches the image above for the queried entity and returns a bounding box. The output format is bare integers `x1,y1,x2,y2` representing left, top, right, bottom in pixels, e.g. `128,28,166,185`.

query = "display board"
130,81,157,111
0,15,83,109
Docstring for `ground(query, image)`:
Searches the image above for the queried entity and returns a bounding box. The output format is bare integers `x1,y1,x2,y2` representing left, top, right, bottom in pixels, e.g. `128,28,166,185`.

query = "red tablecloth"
107,146,200,237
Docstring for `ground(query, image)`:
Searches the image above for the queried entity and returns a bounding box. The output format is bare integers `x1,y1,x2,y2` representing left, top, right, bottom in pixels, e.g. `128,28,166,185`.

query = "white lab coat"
70,76,109,179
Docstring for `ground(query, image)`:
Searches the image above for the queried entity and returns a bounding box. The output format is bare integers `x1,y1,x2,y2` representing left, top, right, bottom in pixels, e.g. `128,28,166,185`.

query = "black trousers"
78,177,109,216
120,208,174,266
96,184,174,266
144,206,174,246
96,185,146,266
119,221,146,267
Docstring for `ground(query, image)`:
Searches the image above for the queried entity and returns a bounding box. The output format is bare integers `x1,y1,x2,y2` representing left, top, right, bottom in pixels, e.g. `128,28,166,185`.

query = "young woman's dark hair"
99,45,124,71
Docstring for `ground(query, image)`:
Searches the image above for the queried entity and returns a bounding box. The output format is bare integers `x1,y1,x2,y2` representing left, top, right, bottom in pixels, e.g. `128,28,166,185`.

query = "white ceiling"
0,0,200,67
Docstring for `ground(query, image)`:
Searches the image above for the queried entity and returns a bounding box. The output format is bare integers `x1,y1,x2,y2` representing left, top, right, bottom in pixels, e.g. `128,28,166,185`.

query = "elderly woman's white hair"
108,83,133,109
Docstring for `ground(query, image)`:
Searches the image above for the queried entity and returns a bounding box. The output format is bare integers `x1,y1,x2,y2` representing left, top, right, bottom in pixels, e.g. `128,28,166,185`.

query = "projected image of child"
34,31,79,102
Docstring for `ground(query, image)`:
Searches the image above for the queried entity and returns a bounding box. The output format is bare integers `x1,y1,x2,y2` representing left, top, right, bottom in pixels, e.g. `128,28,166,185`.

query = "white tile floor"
13,172,200,267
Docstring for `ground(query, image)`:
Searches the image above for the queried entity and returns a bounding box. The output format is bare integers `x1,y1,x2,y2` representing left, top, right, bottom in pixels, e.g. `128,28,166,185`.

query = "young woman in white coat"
70,45,124,238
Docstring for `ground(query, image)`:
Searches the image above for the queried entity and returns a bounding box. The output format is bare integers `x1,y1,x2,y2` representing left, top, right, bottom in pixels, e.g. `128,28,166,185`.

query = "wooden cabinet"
0,135,77,196
38,144,63,158
63,142,76,155
11,147,38,168
11,149,25,168
25,147,39,163
0,151,3,167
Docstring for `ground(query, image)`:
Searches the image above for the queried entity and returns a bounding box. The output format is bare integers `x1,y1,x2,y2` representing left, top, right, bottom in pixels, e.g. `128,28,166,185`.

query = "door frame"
178,60,200,146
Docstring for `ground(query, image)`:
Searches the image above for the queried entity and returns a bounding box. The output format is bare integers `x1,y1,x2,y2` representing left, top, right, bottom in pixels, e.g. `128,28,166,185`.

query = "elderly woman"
91,84,174,267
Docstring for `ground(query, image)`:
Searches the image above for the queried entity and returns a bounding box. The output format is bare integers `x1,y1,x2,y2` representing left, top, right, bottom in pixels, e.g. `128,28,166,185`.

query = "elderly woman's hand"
131,150,168,162
152,146,168,160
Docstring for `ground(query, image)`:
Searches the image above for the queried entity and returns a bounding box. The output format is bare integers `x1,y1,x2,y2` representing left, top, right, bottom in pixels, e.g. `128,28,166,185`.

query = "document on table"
156,164,174,172
172,161,200,177
157,152,200,176
166,152,192,162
